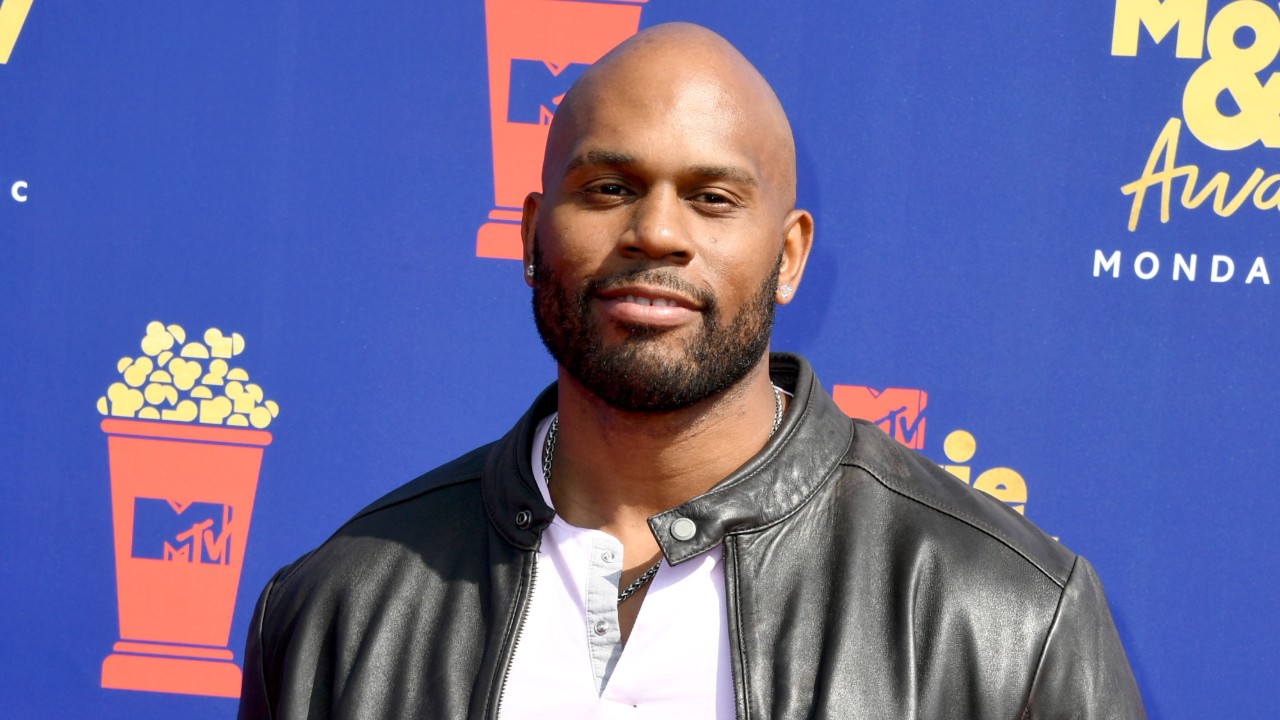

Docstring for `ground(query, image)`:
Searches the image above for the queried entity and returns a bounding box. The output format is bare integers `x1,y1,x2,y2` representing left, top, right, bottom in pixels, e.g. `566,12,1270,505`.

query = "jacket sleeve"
238,569,281,720
1023,556,1146,720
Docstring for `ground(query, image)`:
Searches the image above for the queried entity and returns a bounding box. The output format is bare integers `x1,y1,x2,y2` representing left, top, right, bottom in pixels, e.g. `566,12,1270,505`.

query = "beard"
532,241,779,413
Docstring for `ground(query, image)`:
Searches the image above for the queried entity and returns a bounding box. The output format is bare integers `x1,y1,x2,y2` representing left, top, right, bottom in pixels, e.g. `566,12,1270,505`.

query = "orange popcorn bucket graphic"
100,418,270,698
476,0,648,259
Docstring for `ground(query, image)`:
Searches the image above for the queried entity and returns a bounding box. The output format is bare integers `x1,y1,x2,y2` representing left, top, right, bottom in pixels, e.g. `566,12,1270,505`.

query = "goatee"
532,242,779,413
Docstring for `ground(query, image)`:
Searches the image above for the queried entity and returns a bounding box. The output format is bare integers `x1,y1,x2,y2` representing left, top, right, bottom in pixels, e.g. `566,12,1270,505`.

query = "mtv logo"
832,385,928,450
132,498,233,565
507,59,588,124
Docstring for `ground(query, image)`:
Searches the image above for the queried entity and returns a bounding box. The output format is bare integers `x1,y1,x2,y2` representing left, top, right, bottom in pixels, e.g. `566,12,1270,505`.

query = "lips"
595,285,701,327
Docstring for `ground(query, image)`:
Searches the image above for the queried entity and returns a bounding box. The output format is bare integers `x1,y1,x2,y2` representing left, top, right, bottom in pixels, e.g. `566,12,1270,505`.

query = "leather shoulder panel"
843,419,1076,588
266,443,493,592
350,442,493,522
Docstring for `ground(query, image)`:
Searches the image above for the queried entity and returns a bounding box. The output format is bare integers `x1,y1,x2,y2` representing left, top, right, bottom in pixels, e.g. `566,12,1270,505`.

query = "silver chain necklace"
542,384,784,605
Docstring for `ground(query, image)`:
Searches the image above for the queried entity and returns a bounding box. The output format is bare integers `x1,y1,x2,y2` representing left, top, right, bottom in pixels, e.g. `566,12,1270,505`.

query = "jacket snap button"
593,620,609,636
670,517,697,541
601,550,616,563
515,510,532,529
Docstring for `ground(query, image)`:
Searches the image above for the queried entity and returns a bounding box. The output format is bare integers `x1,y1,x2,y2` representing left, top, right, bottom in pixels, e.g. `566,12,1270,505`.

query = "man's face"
527,73,793,412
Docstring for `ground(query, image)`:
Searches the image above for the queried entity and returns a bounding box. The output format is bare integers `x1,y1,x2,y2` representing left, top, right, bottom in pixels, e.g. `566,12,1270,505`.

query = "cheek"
545,219,616,271
705,244,779,297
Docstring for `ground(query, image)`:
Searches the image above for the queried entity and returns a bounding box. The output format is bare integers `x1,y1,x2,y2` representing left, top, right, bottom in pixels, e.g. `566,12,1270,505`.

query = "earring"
779,284,793,300
525,264,536,278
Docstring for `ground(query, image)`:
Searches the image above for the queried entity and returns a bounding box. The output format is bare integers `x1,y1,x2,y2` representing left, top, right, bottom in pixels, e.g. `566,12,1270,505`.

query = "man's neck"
546,355,781,534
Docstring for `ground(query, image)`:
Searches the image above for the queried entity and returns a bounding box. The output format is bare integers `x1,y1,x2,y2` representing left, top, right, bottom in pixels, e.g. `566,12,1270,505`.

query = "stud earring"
779,284,793,300
525,264,536,278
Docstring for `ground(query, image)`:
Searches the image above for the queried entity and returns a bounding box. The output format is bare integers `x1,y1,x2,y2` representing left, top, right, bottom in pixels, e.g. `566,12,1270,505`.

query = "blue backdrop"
3,1,1276,717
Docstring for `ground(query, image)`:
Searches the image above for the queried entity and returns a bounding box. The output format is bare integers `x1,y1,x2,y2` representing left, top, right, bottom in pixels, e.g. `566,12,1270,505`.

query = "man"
239,23,1145,719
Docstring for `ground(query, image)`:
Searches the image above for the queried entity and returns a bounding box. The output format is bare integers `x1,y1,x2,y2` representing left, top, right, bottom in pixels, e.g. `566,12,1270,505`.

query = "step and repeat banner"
2,1,1276,717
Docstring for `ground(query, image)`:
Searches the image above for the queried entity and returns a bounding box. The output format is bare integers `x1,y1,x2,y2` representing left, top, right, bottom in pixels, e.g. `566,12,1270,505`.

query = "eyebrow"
688,164,758,188
565,150,636,172
565,151,759,188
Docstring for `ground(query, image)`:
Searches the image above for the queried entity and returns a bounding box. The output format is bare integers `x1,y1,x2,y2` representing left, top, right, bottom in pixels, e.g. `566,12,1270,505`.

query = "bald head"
543,23,798,208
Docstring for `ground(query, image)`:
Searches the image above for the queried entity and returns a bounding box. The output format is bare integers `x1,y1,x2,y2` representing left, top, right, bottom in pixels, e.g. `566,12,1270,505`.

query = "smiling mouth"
595,287,702,328
593,280,703,311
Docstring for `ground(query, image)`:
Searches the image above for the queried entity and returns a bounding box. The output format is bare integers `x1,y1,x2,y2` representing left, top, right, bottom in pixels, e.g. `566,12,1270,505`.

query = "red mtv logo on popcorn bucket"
476,0,648,259
96,321,279,698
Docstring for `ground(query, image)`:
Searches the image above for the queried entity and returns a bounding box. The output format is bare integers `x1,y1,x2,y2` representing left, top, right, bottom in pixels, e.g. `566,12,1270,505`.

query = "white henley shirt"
498,413,734,719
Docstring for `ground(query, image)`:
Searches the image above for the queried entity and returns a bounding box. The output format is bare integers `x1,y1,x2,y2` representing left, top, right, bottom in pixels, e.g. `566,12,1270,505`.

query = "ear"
776,208,814,305
521,192,542,287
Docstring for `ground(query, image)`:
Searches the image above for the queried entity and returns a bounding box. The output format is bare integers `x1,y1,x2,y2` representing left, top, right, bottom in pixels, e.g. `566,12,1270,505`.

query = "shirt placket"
585,533,625,695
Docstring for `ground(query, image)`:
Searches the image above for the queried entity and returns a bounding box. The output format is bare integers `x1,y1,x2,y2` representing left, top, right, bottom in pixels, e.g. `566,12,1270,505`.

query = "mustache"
585,266,717,310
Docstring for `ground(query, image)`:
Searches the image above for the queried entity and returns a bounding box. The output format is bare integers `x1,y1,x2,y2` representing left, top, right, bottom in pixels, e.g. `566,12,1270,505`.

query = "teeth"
621,295,677,308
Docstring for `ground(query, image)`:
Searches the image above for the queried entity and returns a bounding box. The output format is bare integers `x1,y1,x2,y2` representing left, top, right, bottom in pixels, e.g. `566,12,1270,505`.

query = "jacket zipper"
492,552,539,719
724,536,747,720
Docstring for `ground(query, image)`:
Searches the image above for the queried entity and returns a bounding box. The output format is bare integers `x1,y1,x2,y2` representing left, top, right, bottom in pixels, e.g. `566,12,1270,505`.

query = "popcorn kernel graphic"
202,359,228,386
180,342,210,359
143,382,176,407
200,397,232,425
97,322,279,429
249,406,272,429
140,321,176,356
168,357,201,391
106,382,144,418
203,328,244,359
161,400,198,423
122,358,153,388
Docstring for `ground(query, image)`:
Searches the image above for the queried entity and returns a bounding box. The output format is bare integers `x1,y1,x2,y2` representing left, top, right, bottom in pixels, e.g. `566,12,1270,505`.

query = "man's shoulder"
268,442,496,597
244,442,509,714
842,419,1076,589
349,441,494,523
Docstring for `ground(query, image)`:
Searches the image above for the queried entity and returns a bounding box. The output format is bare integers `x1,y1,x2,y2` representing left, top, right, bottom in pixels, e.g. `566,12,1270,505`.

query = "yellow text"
1121,117,1280,230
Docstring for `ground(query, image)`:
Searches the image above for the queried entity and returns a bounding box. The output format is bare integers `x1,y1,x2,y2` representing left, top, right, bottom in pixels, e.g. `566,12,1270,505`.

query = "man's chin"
601,323,688,347
567,347,763,414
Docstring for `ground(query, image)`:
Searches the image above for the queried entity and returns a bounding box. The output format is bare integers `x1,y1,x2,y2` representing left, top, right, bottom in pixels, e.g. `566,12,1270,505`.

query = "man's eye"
590,183,627,196
694,191,733,205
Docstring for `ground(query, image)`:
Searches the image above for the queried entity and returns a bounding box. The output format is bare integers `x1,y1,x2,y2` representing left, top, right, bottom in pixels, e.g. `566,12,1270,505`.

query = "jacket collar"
481,353,856,563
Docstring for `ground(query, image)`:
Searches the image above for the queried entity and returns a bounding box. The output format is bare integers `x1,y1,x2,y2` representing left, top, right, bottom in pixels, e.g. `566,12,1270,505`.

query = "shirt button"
593,620,609,636
670,517,697,541
601,549,617,563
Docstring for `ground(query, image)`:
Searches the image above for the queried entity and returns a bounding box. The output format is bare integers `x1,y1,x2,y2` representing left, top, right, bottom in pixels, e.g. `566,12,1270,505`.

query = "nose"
620,186,693,263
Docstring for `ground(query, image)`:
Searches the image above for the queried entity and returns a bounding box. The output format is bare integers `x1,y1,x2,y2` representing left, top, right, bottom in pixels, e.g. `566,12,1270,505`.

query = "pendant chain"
541,384,785,604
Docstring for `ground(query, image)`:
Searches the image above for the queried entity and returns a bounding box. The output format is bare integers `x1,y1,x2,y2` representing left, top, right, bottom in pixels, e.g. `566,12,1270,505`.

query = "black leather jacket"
239,354,1146,719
